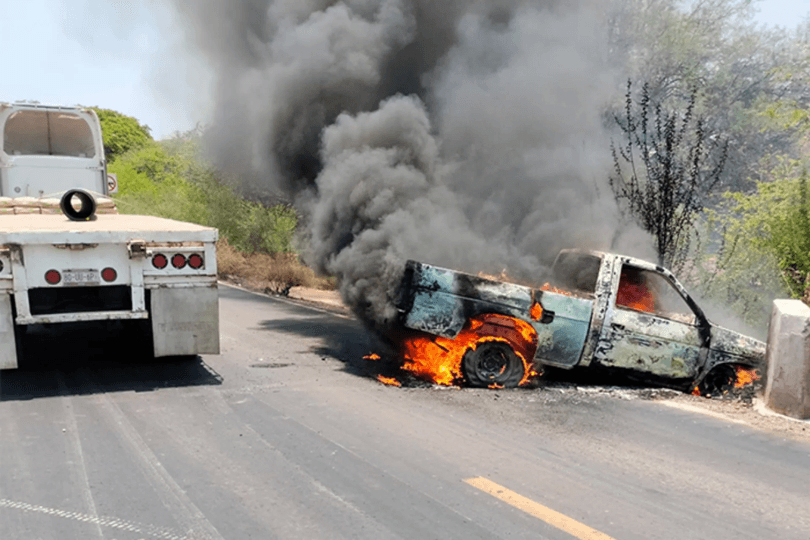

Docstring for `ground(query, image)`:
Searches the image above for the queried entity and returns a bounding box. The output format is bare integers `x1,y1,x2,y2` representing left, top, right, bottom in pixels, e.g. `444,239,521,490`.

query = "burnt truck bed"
395,251,766,392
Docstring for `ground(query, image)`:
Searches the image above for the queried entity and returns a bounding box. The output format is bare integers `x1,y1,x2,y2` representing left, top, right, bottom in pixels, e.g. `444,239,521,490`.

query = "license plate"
62,269,99,286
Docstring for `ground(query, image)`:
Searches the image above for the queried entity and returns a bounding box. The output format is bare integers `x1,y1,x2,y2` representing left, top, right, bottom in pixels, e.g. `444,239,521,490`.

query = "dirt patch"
663,392,810,441
217,239,336,293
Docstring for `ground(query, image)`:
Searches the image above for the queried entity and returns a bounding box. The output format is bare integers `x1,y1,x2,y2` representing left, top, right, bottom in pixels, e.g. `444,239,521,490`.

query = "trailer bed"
0,214,217,244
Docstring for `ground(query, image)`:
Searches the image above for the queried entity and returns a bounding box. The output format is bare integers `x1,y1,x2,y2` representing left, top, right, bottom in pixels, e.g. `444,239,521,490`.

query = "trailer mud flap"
0,295,18,369
150,286,220,357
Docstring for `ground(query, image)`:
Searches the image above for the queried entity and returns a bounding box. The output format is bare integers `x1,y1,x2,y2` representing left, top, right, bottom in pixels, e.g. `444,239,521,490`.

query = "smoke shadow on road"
0,322,223,401
257,312,405,381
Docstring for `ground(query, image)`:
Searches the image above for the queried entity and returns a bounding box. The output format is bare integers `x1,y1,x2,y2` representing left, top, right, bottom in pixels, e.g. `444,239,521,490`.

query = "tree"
91,108,152,162
607,0,807,191
110,132,299,256
610,81,729,271
719,163,810,298
691,159,807,329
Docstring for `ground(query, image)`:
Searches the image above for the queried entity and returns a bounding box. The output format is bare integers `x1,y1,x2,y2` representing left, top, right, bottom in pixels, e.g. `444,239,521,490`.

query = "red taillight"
45,269,61,285
152,254,168,269
188,253,203,269
171,254,186,269
101,267,117,282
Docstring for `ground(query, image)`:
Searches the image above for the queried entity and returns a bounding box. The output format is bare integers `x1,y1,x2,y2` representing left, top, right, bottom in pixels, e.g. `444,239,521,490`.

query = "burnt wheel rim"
463,341,525,388
476,346,509,380
700,364,737,395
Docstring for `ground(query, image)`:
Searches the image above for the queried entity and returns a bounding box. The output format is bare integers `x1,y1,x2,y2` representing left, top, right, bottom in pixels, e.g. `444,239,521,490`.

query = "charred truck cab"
396,250,765,392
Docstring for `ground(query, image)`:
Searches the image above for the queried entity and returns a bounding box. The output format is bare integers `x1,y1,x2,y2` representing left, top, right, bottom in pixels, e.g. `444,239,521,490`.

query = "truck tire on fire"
462,341,525,388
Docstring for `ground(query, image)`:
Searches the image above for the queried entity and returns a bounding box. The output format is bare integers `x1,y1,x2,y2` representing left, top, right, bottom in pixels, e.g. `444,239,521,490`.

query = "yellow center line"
464,477,617,540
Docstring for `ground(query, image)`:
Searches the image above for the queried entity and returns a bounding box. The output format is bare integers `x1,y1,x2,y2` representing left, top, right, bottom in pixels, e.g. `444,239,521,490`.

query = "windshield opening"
3,110,97,158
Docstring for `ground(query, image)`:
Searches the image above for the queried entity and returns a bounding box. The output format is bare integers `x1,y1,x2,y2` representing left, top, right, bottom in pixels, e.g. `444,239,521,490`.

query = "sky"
0,0,808,140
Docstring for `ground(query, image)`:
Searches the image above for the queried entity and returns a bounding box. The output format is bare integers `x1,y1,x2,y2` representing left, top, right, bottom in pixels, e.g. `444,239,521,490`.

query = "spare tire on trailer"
462,341,525,388
60,189,97,221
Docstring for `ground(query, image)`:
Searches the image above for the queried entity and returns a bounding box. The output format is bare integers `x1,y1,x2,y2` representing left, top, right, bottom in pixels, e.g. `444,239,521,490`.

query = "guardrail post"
765,299,810,419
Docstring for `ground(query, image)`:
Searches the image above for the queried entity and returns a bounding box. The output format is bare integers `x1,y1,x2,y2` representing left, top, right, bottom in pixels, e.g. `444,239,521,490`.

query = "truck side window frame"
615,263,698,325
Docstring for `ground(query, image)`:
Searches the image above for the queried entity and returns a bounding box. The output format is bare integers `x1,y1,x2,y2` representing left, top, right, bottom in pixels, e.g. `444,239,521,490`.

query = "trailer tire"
462,341,525,388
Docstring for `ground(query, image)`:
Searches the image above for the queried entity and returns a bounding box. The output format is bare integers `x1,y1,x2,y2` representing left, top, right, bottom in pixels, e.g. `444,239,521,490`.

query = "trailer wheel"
462,341,525,388
698,364,737,396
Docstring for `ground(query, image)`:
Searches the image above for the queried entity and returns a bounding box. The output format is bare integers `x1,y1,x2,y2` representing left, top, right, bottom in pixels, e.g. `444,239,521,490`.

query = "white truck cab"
0,103,219,370
0,103,110,198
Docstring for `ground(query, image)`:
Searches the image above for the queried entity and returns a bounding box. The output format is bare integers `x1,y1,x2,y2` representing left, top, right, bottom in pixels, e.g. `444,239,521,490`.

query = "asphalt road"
1,284,809,539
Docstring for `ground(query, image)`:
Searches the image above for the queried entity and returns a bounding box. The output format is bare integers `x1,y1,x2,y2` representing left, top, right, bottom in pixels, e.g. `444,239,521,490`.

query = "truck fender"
471,313,539,364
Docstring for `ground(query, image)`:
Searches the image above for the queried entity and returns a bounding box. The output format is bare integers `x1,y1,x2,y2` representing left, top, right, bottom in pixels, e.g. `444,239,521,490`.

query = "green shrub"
691,157,810,327
92,108,152,162
110,135,300,258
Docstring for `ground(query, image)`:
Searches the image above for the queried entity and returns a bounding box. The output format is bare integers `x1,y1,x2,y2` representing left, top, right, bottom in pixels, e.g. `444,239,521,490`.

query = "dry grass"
216,238,336,294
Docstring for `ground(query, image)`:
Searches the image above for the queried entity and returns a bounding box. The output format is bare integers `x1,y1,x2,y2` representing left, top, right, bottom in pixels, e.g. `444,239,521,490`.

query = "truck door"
533,251,600,368
593,263,705,380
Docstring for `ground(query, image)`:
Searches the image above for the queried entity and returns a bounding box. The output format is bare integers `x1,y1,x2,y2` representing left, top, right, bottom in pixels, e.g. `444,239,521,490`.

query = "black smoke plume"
168,0,648,331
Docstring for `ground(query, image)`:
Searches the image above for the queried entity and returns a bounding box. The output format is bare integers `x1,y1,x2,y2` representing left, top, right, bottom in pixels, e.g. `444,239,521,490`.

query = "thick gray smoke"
169,0,649,331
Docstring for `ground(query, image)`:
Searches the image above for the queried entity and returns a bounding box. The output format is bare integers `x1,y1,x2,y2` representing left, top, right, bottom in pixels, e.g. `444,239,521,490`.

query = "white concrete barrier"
765,299,810,419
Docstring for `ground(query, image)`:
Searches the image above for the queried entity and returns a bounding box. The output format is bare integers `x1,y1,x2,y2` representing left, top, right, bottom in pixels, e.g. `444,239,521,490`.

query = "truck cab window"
3,110,96,158
551,252,601,295
616,264,695,324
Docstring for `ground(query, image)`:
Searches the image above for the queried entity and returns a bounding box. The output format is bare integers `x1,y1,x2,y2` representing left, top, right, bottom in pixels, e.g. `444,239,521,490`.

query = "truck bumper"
150,284,220,357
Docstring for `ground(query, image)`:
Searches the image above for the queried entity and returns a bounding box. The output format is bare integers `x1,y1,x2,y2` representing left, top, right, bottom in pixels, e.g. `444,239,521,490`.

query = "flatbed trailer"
0,102,219,369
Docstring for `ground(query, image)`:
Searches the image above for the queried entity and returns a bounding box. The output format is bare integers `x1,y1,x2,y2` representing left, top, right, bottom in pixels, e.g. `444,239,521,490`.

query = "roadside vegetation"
93,109,334,292
605,0,810,328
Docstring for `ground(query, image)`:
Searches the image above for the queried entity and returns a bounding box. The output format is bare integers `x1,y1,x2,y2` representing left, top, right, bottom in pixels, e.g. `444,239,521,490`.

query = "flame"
530,302,543,321
364,353,381,361
691,365,761,397
540,282,571,295
400,334,464,386
734,366,761,388
616,271,655,313
376,375,401,387
400,315,537,387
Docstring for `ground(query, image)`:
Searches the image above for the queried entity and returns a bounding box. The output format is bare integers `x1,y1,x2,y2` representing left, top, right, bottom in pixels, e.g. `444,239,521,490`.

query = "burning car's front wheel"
697,364,737,396
462,341,525,388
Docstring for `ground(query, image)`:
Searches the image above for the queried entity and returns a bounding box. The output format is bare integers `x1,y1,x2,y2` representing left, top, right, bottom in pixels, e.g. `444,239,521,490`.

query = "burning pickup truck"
394,250,765,393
